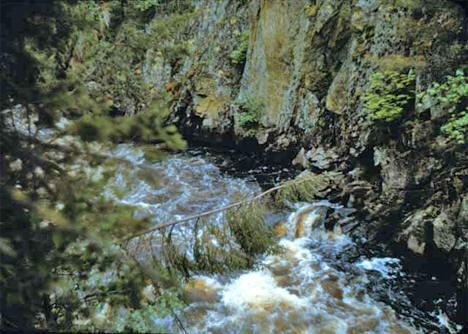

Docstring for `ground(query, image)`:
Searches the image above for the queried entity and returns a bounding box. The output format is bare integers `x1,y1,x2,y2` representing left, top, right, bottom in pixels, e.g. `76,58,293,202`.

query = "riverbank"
183,143,467,332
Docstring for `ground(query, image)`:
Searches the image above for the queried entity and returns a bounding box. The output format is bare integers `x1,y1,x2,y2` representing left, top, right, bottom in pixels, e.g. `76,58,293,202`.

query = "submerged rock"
292,205,329,238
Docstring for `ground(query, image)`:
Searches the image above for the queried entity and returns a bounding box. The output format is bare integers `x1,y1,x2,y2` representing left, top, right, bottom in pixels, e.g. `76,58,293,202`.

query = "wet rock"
275,135,292,150
410,121,434,148
356,0,378,13
294,91,321,132
293,205,329,237
351,8,365,32
326,67,349,115
413,157,439,185
374,148,411,192
398,208,433,255
239,0,308,129
454,196,468,253
432,212,457,253
255,131,269,145
324,212,341,230
202,118,213,127
459,196,468,223
184,277,221,303
305,146,340,170
407,235,426,255
273,221,288,238
121,0,468,318
292,147,309,169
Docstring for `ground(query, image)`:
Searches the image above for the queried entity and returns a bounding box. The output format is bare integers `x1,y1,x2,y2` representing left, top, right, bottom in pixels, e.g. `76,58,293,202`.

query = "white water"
32,116,461,333
100,144,458,333
180,206,417,334
105,145,260,225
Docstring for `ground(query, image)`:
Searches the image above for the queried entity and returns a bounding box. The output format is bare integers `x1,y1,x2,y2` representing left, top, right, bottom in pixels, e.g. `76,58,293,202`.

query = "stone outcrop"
142,0,467,325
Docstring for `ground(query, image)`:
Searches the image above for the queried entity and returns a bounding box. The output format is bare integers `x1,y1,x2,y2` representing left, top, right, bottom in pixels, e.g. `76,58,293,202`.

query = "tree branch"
119,178,312,242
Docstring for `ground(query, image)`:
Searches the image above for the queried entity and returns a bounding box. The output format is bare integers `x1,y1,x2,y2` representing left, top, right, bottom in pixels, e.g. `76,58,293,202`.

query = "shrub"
418,69,468,144
238,112,260,130
441,111,468,144
235,94,264,135
304,3,318,17
363,70,416,122
229,30,250,66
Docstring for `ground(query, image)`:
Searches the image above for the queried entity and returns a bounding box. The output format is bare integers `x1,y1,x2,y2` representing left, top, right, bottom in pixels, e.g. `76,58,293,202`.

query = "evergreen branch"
120,173,329,242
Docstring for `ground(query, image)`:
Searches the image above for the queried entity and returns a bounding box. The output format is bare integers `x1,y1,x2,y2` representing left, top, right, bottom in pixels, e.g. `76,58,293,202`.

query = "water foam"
179,205,417,333
97,146,425,333
222,271,307,312
356,257,401,279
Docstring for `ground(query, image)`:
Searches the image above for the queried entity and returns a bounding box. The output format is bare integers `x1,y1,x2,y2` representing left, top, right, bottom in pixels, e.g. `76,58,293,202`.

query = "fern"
275,171,340,208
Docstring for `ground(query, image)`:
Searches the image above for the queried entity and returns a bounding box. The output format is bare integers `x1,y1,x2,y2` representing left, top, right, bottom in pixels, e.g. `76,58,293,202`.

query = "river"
99,144,462,334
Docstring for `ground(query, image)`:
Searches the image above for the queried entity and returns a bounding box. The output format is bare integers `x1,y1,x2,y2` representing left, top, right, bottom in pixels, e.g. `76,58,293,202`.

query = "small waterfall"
101,144,461,333
179,204,417,334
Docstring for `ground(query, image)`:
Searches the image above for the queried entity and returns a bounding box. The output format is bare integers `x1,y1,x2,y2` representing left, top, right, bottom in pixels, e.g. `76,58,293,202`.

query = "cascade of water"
103,144,461,333
179,204,417,334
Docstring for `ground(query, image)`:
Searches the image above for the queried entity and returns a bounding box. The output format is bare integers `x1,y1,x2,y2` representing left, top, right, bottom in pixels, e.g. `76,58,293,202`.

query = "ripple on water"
105,144,260,225
102,145,457,333
179,205,418,334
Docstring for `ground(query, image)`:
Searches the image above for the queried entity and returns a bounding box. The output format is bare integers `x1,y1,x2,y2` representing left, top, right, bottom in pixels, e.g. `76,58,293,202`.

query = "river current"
103,144,461,334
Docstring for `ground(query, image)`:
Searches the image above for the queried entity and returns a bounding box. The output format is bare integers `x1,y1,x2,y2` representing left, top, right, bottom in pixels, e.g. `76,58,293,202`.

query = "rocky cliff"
145,0,468,324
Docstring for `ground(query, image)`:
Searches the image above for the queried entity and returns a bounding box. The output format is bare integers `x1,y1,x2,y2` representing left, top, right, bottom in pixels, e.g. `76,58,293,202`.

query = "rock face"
143,0,467,324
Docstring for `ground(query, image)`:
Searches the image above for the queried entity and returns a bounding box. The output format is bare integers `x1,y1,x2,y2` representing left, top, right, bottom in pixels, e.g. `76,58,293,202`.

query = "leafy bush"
364,70,416,122
229,30,250,66
441,111,468,144
418,69,468,144
238,112,260,129
23,0,195,117
235,94,264,135
275,171,340,208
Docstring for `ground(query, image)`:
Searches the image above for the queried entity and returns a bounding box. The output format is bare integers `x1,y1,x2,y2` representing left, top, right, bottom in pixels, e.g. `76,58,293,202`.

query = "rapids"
180,205,416,334
103,144,461,334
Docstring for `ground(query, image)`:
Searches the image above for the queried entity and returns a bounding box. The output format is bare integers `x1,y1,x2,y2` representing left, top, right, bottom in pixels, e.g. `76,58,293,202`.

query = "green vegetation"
192,218,251,273
304,3,318,17
225,201,275,260
71,97,186,150
236,93,264,135
238,112,260,131
0,142,187,331
441,111,468,145
275,171,340,208
364,68,467,145
24,0,195,118
364,70,416,122
163,200,276,275
418,69,468,144
1,0,465,331
0,0,192,331
229,29,250,66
